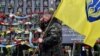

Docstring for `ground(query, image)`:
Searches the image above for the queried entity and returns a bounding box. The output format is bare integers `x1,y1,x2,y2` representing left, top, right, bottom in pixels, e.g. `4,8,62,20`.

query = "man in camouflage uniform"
38,13,63,56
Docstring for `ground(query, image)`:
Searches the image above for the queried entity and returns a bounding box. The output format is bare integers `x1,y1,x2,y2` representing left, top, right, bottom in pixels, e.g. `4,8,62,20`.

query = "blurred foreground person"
38,13,63,56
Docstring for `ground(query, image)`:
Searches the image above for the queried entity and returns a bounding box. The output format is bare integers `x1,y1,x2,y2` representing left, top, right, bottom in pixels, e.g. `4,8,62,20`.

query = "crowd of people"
0,11,63,56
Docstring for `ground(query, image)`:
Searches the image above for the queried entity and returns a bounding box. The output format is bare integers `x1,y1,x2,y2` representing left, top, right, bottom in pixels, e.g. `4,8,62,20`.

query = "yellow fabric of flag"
54,0,100,47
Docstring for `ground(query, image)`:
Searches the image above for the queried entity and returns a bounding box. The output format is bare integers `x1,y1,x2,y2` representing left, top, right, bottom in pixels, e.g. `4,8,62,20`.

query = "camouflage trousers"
39,45,64,56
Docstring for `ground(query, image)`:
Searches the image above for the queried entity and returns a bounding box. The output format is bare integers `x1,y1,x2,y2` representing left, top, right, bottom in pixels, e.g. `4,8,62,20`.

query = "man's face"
40,14,51,22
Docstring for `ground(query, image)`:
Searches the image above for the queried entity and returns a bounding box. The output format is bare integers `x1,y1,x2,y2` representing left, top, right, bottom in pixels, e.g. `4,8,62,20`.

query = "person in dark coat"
38,13,63,56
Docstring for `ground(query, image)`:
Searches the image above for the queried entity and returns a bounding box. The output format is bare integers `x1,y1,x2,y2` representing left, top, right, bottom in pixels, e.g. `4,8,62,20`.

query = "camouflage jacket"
39,18,63,56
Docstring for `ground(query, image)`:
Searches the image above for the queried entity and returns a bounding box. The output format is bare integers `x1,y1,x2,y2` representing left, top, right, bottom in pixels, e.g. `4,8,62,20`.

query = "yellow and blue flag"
54,0,100,47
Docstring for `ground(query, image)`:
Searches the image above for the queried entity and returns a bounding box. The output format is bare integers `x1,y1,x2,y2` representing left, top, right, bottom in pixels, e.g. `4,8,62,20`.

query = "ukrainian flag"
54,0,100,47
